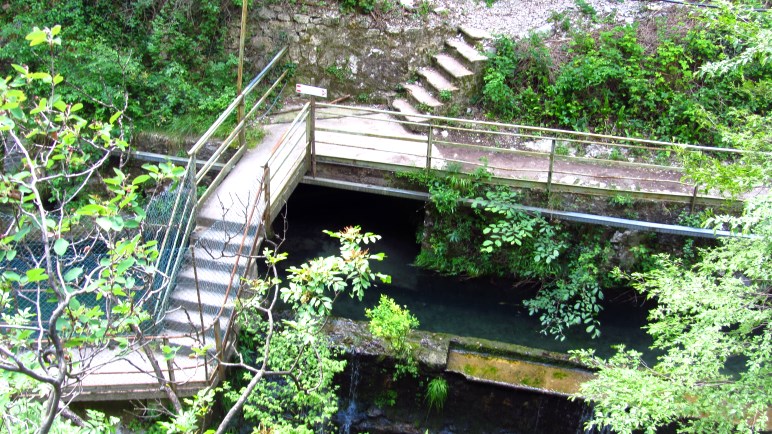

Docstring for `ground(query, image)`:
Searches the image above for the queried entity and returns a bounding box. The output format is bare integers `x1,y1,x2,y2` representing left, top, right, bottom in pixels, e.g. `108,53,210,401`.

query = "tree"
0,26,183,433
574,4,772,430
185,226,388,434
574,193,772,433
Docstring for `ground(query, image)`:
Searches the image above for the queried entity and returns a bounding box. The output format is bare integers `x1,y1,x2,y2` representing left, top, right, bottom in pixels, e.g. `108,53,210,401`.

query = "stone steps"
418,67,457,94
446,38,488,74
391,26,491,126
433,53,474,81
403,83,443,109
392,98,430,127
459,25,493,45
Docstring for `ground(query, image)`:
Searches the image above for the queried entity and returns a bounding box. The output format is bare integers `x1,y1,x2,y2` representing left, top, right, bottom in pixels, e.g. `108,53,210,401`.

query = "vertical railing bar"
264,164,271,222
310,98,317,178
426,120,434,171
190,248,209,381
213,321,224,381
546,139,556,195
162,337,177,395
690,184,700,214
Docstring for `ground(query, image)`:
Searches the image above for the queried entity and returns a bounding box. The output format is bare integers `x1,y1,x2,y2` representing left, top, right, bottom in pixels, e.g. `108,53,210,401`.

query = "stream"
273,184,657,433
277,184,653,360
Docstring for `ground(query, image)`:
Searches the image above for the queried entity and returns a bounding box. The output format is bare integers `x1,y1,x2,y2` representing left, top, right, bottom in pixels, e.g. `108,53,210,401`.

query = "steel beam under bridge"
301,176,738,239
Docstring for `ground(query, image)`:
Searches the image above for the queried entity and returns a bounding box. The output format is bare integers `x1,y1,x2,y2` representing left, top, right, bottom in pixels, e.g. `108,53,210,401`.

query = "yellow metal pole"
236,0,249,149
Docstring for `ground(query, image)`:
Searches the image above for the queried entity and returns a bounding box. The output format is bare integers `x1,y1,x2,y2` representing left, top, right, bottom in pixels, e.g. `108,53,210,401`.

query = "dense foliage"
482,3,771,147
398,166,661,339
571,4,772,430
0,27,184,433
575,193,772,433
219,227,390,434
0,0,240,135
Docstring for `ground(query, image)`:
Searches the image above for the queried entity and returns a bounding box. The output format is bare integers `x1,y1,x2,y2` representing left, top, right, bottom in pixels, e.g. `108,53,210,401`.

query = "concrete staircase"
391,25,492,127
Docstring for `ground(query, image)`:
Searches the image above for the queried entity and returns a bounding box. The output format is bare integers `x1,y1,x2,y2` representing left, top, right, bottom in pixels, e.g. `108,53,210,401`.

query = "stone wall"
239,3,455,101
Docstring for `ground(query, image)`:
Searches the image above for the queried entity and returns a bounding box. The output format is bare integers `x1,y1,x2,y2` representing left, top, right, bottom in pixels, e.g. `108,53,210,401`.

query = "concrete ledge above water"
325,317,595,398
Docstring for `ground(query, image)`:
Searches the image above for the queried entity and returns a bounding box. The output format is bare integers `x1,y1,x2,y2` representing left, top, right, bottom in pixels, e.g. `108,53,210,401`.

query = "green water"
277,184,654,360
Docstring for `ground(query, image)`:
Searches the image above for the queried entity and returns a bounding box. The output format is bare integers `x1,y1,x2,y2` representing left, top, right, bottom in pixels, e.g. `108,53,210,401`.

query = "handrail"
196,69,290,184
315,103,768,156
188,47,288,156
310,103,768,206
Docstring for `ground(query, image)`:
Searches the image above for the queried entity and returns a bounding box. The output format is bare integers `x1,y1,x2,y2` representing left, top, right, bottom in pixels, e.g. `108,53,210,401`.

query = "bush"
366,294,420,378
481,11,771,146
366,295,419,357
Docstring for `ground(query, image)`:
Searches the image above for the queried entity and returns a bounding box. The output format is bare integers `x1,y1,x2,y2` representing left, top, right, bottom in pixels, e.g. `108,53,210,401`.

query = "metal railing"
312,104,765,207
147,47,290,328
189,47,289,209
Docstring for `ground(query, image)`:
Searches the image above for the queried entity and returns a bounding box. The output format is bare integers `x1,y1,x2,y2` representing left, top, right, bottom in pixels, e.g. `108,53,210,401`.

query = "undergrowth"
0,0,287,138
398,164,707,340
481,6,771,146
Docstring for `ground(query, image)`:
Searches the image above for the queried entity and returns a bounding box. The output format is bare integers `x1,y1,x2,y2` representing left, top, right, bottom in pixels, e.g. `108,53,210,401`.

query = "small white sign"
295,83,327,98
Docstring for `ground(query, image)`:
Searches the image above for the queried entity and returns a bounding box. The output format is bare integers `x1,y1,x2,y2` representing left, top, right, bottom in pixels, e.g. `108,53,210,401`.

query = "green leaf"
26,29,47,46
116,258,135,275
132,174,150,185
68,298,81,311
63,267,83,282
3,271,21,282
54,238,69,256
109,111,123,124
96,217,113,231
26,268,48,283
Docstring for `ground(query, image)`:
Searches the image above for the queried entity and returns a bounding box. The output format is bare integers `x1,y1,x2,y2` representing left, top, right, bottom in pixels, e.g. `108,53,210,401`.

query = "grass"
425,377,448,412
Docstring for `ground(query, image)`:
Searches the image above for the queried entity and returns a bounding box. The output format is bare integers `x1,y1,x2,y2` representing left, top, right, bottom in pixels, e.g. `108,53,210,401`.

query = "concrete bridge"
70,50,764,402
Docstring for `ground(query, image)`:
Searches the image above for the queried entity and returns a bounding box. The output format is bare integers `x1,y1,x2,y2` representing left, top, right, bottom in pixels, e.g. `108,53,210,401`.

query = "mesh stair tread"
459,25,492,41
163,308,229,331
392,98,430,124
446,38,488,64
403,83,443,108
168,286,236,310
434,54,474,79
418,68,458,93
177,264,245,284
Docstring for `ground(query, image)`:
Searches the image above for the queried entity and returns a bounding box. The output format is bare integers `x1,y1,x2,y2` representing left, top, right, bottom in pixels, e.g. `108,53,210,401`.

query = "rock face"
242,4,455,100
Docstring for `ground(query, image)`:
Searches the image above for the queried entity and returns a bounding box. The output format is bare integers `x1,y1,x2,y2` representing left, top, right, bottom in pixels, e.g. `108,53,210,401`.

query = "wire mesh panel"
144,162,197,332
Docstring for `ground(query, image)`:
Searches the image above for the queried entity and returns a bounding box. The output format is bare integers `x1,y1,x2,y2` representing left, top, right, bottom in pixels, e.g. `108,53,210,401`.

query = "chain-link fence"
1,161,196,335
144,162,197,333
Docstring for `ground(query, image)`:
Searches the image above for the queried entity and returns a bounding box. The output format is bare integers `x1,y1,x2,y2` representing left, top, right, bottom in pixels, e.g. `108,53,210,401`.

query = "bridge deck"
311,104,765,206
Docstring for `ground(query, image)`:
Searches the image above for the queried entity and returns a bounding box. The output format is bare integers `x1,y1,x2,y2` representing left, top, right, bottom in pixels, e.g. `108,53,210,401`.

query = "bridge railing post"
546,139,556,195
309,97,317,178
162,337,178,395
690,184,700,214
213,321,225,381
263,163,273,239
426,120,434,171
